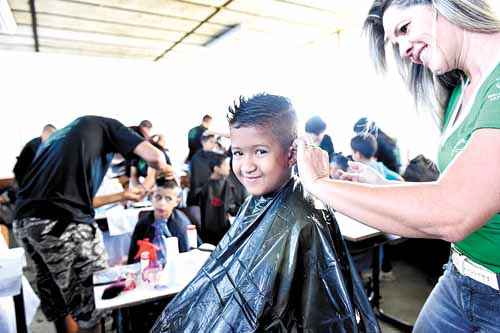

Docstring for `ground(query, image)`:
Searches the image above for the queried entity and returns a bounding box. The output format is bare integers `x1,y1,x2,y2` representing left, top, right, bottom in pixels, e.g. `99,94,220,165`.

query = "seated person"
329,152,349,179
351,133,403,182
127,178,191,267
305,115,335,161
197,153,233,245
152,94,379,332
186,132,219,206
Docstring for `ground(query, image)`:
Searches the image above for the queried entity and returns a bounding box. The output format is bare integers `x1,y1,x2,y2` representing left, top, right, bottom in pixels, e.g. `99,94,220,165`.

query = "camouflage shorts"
13,218,108,329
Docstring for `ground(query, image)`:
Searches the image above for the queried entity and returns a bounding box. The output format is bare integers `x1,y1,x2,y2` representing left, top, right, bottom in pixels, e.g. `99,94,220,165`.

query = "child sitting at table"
152,93,379,332
197,153,244,246
127,177,191,266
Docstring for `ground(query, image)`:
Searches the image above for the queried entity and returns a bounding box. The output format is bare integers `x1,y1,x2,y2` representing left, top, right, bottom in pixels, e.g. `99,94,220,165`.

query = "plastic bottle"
187,224,198,250
140,251,150,277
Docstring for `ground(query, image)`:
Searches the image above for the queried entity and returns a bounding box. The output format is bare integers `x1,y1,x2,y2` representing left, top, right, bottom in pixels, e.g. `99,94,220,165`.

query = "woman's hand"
295,138,330,193
339,161,388,185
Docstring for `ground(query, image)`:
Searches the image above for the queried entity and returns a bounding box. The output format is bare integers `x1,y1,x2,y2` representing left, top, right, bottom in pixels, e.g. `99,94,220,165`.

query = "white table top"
336,213,382,242
0,237,26,297
94,249,211,311
94,205,153,221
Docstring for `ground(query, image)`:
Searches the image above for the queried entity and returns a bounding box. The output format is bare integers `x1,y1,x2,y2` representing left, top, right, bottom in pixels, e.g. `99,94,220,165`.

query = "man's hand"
122,187,146,202
133,141,175,179
159,163,175,180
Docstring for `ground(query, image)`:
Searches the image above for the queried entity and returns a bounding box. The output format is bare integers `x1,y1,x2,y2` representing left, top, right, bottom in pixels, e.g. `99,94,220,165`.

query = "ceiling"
0,0,365,61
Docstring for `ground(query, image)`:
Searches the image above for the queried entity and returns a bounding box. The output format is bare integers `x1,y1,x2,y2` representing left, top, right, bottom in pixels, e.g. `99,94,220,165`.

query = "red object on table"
134,238,160,262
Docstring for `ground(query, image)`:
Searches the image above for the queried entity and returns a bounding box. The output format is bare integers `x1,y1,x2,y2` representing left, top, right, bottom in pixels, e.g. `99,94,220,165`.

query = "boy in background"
351,133,403,182
152,94,378,332
127,178,191,266
197,153,231,245
196,153,246,245
329,152,350,179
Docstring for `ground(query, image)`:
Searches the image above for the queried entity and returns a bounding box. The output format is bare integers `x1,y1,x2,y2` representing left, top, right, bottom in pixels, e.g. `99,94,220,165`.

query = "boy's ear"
287,145,297,167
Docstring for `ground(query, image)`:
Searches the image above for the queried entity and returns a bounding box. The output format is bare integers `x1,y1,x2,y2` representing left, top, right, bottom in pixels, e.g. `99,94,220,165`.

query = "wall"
0,24,440,178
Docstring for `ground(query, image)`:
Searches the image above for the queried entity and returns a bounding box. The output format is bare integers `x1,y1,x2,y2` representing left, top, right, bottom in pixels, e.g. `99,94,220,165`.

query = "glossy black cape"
152,178,380,332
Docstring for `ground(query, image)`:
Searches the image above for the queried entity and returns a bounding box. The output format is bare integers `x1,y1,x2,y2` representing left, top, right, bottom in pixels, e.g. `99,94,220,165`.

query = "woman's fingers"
294,138,330,190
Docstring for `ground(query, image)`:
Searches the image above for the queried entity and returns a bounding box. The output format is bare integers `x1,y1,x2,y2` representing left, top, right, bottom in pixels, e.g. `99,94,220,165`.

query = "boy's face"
230,126,293,196
152,187,180,220
215,158,231,177
202,136,217,151
352,150,363,162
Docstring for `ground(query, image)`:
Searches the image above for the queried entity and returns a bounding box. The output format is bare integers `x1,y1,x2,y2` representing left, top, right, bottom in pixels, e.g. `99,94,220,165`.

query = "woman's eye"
399,22,410,34
232,151,242,157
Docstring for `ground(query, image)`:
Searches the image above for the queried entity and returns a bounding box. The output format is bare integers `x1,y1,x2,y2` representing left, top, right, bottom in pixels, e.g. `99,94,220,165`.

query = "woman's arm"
296,129,500,242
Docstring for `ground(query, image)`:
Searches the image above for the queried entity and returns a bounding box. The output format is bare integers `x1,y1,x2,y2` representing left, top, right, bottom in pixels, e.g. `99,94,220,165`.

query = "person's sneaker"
380,270,396,282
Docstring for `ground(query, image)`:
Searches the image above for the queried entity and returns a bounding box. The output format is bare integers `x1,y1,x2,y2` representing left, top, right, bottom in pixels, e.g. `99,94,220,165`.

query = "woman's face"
383,5,459,75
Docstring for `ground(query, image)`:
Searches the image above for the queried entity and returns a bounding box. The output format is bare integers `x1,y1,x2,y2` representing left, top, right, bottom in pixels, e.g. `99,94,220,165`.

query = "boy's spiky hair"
155,177,181,197
227,93,298,148
156,177,179,190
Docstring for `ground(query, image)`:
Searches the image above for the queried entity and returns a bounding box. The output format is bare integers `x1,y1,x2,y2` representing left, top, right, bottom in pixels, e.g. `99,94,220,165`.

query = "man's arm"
93,188,145,208
133,141,174,178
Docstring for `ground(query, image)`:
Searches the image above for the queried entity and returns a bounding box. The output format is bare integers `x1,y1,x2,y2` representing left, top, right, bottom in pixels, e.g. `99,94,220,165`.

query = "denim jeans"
414,260,500,332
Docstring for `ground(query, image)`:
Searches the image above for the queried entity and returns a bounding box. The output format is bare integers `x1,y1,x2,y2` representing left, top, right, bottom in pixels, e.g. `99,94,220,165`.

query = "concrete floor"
377,260,434,332
27,258,434,333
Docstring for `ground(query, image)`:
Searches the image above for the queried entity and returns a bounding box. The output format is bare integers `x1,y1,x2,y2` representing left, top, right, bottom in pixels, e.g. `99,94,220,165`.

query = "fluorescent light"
0,0,17,34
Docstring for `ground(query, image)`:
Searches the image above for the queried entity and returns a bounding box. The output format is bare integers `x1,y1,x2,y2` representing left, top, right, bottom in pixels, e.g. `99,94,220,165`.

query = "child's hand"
338,161,388,185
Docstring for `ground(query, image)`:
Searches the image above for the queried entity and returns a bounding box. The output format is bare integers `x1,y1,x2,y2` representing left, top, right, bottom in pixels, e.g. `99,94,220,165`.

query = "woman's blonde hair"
364,0,500,128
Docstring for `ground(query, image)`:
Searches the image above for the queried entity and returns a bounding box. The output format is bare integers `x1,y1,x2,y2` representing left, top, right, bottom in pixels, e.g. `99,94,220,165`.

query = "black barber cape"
152,178,380,332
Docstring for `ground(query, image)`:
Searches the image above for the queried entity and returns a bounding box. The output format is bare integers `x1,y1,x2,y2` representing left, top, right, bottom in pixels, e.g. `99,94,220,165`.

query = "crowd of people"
0,0,498,332
0,107,437,333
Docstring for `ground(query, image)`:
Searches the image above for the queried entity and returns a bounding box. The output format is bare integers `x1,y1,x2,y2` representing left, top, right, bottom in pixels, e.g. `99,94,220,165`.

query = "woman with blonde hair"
296,0,500,331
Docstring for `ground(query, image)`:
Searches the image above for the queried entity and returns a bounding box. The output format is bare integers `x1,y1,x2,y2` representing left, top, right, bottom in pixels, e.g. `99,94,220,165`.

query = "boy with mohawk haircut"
152,94,379,333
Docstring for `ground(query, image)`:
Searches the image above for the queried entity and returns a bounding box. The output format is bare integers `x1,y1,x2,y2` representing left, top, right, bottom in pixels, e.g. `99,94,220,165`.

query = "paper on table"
0,277,41,333
106,205,134,236
93,263,141,285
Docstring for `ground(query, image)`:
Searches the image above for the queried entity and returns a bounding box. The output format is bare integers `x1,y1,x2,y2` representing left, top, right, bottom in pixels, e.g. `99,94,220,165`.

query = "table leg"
14,286,28,333
114,309,125,333
371,246,413,332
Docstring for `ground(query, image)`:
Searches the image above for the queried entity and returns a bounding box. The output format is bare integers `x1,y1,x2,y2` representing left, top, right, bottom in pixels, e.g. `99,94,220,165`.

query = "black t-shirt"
15,116,144,224
13,137,42,186
187,150,220,206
